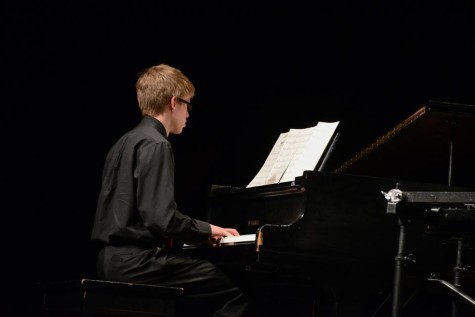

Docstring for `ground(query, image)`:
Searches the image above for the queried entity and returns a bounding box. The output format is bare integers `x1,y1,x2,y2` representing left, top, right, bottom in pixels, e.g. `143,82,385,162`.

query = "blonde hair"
136,64,195,116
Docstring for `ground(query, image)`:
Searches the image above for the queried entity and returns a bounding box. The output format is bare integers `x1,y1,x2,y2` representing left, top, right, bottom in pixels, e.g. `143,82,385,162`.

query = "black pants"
97,245,252,317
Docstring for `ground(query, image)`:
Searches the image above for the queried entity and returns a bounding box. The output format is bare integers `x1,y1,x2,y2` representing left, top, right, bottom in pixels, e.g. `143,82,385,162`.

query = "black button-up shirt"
91,115,211,249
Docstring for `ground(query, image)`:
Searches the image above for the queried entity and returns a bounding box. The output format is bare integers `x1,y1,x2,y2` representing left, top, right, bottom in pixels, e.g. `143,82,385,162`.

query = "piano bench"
40,278,184,317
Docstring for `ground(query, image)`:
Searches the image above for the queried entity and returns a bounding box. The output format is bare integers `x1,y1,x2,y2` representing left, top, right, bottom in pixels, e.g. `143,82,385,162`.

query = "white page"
280,121,339,182
247,121,339,188
247,132,289,187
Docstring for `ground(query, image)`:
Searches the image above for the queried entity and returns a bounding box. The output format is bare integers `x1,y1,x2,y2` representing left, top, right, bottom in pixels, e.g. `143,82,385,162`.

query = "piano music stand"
383,189,475,317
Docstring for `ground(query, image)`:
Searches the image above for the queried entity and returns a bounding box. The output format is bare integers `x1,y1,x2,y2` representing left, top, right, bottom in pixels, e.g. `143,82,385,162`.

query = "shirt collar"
141,115,167,138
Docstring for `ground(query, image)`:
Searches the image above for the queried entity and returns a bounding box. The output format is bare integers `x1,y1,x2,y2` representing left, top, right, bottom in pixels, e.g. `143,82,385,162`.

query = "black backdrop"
2,2,475,315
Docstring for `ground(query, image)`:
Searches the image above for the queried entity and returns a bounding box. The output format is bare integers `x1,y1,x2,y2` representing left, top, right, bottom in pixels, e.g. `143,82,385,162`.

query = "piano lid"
334,100,475,188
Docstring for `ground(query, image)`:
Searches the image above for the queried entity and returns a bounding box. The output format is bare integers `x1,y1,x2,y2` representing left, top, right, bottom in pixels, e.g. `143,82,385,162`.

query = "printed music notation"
247,121,340,188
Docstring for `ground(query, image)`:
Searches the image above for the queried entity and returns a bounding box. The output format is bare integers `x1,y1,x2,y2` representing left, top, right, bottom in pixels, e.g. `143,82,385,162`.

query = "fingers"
225,228,240,236
210,224,240,237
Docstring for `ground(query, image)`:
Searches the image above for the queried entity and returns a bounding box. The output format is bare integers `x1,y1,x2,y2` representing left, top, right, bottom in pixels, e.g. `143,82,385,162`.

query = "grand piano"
182,101,475,317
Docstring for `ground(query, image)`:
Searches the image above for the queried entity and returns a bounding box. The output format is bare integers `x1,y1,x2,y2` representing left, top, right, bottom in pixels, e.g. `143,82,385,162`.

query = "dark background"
2,1,474,315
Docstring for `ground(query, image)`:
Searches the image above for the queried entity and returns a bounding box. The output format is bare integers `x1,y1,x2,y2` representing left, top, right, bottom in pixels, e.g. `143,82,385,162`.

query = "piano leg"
391,221,411,317
210,257,337,317
246,268,338,317
389,221,475,317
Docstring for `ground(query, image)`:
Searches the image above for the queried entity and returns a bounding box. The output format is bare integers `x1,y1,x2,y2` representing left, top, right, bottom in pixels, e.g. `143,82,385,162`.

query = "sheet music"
281,122,339,183
247,133,289,187
247,121,339,188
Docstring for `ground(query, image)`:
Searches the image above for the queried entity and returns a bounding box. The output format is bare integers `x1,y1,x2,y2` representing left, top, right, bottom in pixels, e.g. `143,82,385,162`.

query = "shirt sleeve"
135,140,211,241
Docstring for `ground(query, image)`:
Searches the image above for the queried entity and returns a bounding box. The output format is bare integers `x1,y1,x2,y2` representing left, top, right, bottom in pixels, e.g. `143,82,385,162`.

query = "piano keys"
183,233,257,248
220,233,257,245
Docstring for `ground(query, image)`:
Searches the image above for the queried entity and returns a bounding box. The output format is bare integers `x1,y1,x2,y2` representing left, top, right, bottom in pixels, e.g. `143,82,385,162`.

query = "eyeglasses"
176,97,192,112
